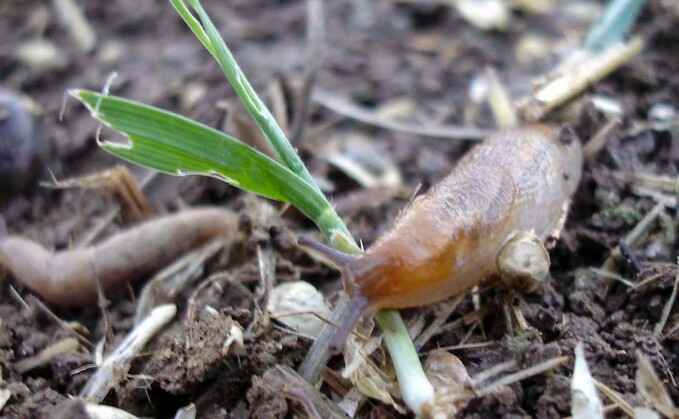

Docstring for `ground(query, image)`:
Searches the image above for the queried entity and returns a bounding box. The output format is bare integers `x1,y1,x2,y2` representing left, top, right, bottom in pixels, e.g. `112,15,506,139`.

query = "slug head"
297,237,370,353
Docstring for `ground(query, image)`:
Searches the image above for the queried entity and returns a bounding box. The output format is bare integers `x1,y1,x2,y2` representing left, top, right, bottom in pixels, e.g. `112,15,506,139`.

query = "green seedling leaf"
171,0,320,194
169,0,359,252
584,0,646,51
72,89,346,239
169,0,213,55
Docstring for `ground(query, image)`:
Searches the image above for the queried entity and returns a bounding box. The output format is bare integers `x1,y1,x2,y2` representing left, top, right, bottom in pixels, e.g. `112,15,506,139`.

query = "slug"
300,125,582,349
0,207,238,306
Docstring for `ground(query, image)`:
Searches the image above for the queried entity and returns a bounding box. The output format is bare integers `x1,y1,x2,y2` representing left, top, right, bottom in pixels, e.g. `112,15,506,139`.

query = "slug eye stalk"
298,236,360,269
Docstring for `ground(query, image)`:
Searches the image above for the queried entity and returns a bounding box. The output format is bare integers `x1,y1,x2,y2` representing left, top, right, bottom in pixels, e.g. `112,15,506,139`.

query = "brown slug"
300,125,582,349
0,208,238,306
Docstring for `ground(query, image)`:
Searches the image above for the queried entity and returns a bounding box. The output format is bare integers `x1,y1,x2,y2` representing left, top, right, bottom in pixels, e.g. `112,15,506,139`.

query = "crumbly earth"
1,0,678,417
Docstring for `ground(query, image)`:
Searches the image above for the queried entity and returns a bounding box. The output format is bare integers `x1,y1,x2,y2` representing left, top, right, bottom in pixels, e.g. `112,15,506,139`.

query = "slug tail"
330,293,368,353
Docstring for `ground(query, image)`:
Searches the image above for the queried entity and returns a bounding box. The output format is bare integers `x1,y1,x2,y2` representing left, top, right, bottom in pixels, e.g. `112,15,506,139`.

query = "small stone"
15,40,68,71
497,231,550,293
0,90,46,201
267,281,332,338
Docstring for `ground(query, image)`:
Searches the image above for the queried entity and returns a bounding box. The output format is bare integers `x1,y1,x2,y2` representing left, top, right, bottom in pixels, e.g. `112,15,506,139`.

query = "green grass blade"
176,0,320,194
169,0,214,56
584,0,646,51
72,89,347,238
173,0,357,250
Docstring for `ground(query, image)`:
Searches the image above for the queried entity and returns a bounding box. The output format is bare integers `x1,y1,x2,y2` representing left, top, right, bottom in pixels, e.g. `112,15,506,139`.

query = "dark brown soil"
1,0,678,418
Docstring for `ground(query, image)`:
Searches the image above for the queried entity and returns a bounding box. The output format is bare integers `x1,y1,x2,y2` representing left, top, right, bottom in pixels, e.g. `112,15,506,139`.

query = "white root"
571,342,604,419
13,337,80,374
83,403,139,419
79,304,177,402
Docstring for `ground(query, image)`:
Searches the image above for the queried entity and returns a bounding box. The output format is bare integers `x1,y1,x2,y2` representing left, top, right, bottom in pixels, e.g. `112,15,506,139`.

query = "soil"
1,0,678,418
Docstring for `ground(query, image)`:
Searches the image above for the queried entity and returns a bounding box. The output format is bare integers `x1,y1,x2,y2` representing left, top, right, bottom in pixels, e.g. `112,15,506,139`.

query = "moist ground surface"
1,0,678,417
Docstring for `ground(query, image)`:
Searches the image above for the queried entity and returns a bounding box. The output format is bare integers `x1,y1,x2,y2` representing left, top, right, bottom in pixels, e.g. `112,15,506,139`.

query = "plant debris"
1,0,678,417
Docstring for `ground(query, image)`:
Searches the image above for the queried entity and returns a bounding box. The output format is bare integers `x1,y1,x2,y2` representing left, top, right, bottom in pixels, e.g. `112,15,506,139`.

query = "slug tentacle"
297,237,359,267
298,237,377,351
329,294,368,353
298,237,361,290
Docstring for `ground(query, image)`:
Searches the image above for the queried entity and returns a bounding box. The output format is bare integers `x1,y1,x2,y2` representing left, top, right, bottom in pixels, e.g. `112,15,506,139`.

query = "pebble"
0,90,46,200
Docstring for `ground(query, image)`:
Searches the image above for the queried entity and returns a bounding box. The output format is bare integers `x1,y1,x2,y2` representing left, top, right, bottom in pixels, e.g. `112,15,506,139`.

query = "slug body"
304,125,582,346
0,208,238,306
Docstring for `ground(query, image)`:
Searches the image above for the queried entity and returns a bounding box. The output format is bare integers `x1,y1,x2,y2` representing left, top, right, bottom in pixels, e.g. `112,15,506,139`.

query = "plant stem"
172,0,353,242
375,309,434,415
183,0,321,193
